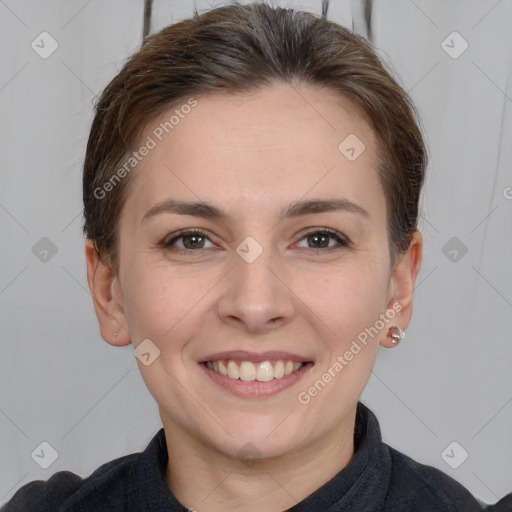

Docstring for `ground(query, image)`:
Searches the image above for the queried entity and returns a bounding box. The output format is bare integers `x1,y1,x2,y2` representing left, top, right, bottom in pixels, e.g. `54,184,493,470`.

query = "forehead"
123,83,385,224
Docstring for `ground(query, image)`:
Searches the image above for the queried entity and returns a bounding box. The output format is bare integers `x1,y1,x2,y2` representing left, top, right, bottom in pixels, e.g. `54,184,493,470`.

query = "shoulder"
487,493,512,511
384,443,488,511
0,452,140,512
1,470,84,512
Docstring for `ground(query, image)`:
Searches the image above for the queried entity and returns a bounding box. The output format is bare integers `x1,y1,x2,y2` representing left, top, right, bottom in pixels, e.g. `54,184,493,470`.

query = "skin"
85,81,422,511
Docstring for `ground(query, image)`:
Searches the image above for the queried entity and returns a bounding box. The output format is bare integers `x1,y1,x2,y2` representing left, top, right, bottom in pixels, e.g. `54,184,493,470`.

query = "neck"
162,408,357,512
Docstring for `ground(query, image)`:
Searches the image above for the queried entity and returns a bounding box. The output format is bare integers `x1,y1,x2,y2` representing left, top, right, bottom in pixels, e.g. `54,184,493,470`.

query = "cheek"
304,263,387,332
121,266,191,342
297,261,388,390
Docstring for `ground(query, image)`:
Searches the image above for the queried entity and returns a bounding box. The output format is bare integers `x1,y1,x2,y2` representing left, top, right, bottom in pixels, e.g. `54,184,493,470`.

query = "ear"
380,230,423,348
85,239,131,347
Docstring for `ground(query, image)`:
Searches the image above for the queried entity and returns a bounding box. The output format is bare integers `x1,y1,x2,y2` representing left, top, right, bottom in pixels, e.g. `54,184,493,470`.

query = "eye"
296,228,349,251
161,227,349,255
161,229,216,253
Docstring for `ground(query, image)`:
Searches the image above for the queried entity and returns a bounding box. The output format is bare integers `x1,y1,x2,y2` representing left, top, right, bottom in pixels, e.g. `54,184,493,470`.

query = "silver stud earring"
388,325,405,344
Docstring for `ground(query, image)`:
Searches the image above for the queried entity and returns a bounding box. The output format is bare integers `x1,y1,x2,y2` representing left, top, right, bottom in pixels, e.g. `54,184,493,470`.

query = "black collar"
126,401,388,511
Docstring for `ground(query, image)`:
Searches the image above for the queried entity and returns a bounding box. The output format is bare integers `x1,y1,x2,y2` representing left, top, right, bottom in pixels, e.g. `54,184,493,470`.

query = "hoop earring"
388,326,405,345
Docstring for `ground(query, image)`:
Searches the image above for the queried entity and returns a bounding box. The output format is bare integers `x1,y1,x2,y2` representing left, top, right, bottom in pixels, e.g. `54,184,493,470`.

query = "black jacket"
2,402,510,511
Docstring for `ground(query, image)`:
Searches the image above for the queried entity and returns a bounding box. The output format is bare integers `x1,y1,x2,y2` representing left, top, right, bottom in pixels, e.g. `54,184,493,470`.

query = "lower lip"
199,362,314,398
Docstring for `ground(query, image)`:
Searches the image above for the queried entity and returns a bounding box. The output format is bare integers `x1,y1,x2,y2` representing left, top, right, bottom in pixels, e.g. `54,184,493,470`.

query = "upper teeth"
205,360,304,381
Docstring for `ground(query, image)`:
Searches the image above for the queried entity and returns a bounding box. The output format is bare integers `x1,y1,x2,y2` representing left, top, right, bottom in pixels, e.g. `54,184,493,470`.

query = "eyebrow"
142,198,370,223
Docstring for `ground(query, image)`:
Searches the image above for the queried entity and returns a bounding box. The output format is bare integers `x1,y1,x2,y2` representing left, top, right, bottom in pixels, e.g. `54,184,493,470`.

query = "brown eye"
162,229,214,252
296,228,348,251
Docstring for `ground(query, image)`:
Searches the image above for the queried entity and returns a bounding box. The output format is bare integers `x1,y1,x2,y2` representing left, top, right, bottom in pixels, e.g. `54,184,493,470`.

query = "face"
87,82,421,461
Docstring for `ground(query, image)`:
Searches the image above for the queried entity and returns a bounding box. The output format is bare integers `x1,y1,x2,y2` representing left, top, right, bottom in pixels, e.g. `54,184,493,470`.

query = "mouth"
199,351,314,398
202,359,306,381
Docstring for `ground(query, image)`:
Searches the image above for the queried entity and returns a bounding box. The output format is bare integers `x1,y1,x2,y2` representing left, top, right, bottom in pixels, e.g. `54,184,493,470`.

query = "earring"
388,325,405,345
113,331,118,338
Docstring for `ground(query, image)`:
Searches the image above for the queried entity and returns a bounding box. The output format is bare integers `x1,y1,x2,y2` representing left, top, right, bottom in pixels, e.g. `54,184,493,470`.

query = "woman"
3,2,510,511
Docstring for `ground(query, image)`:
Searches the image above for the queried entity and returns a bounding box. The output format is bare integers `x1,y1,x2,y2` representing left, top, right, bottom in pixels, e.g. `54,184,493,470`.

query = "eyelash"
161,228,349,254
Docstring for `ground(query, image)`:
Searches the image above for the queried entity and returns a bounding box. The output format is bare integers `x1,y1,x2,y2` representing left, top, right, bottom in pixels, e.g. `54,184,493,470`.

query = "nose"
216,239,295,333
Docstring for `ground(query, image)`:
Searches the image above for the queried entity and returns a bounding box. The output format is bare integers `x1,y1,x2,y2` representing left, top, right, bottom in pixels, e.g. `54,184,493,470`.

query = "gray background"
1,0,511,507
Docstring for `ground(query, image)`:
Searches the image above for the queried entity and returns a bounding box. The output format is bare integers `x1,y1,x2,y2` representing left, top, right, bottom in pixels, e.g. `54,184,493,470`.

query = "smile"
203,359,305,381
199,350,314,398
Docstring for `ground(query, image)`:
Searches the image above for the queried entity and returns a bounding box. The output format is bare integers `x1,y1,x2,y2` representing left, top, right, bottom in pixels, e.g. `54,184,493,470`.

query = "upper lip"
200,350,313,364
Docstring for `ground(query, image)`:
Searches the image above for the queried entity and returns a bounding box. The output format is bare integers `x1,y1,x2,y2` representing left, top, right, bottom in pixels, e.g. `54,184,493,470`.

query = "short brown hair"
83,1,427,274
